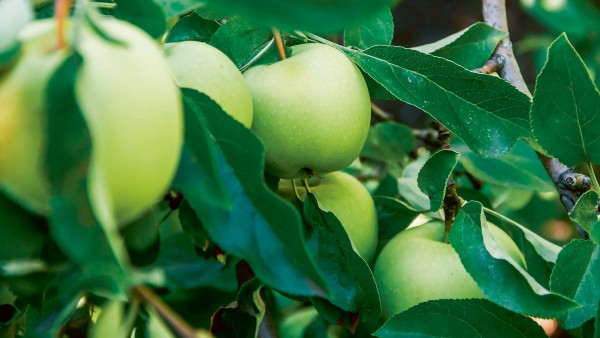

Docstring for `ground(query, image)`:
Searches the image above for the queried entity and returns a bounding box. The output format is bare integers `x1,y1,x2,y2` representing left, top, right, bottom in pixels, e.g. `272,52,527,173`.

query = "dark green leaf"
45,54,124,279
311,297,359,333
165,12,219,43
303,193,381,317
570,190,600,243
158,0,203,18
360,122,415,165
373,174,399,198
455,139,554,192
0,192,45,261
374,299,547,338
202,0,390,34
179,89,327,297
211,278,264,337
209,18,282,69
374,196,420,241
413,22,508,69
449,201,576,318
344,7,394,49
344,46,532,158
112,0,168,39
417,149,460,211
0,43,20,68
520,0,600,40
178,199,211,250
531,34,600,167
550,240,600,329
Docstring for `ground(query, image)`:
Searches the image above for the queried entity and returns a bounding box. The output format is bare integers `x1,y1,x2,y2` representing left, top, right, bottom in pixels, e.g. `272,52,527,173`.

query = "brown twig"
481,0,591,217
132,286,199,338
272,28,287,60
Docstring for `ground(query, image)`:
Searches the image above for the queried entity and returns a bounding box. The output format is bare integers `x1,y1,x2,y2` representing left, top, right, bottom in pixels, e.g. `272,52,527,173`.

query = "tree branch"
481,0,591,218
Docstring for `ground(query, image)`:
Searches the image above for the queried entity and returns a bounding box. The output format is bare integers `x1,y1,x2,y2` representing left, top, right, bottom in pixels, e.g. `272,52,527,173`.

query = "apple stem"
291,179,302,201
301,179,313,194
272,28,287,60
55,0,74,49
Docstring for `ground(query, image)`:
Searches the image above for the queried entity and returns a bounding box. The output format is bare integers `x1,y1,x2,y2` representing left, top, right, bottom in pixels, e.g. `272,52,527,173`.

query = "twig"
371,102,394,121
481,0,591,216
132,286,198,338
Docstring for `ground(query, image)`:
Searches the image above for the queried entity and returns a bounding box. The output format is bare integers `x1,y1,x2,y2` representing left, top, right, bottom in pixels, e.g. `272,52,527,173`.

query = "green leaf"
88,300,123,338
397,153,431,211
551,240,600,329
413,22,508,69
373,174,399,197
0,192,45,261
158,0,203,18
112,0,168,39
201,0,390,34
374,299,547,338
165,12,219,43
360,122,415,165
344,46,532,158
209,18,282,69
344,7,394,49
455,139,554,192
210,278,265,337
520,0,600,40
178,89,327,297
45,53,125,279
449,201,576,318
303,193,381,318
569,190,600,243
531,34,600,167
417,149,460,211
0,0,32,57
374,196,420,241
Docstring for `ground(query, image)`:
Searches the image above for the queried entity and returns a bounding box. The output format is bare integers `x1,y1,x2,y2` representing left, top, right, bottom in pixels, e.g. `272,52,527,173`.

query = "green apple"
244,43,371,179
278,171,378,263
164,41,253,127
0,17,182,226
374,220,526,319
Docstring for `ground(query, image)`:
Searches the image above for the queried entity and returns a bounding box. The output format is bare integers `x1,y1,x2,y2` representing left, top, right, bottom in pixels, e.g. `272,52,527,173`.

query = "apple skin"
244,43,371,179
164,41,253,127
0,18,182,226
374,221,525,319
278,171,378,263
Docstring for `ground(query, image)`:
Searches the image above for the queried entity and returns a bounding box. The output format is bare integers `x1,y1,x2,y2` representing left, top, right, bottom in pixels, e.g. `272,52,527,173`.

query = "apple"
374,220,526,319
164,41,253,127
244,43,371,179
278,171,378,263
0,17,182,226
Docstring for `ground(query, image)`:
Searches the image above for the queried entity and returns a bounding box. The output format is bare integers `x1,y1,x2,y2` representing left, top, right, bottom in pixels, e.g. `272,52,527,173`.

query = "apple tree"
1,0,600,337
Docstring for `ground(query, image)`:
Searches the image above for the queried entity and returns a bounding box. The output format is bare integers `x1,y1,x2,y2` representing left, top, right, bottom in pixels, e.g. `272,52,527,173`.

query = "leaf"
417,149,460,211
0,0,32,55
165,11,219,43
45,53,126,280
397,153,431,211
569,190,600,243
373,174,399,197
158,0,203,18
413,22,508,69
209,18,283,69
455,139,554,192
343,46,532,158
303,193,381,318
0,192,45,261
88,300,123,338
112,0,168,39
178,89,327,297
374,196,420,241
449,201,576,318
550,240,600,329
201,0,390,34
530,34,600,167
520,0,600,40
344,7,394,49
210,278,265,337
375,299,547,338
360,122,415,165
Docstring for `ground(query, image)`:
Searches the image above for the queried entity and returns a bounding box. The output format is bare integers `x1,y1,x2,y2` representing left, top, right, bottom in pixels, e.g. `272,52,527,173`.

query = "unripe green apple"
278,171,378,263
164,41,253,127
0,17,182,226
374,221,525,319
244,43,371,179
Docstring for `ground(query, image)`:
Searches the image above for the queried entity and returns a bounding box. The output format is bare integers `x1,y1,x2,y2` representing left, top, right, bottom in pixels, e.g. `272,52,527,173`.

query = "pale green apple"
278,171,378,263
164,41,253,127
244,43,371,179
374,220,525,319
0,17,182,226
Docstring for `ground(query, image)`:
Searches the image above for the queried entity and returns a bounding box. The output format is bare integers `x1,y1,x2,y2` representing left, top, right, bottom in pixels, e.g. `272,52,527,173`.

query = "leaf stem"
239,38,274,72
587,162,600,192
272,28,287,60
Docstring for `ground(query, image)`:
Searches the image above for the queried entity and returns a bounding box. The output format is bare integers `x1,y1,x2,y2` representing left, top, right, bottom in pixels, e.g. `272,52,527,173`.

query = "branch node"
557,168,591,194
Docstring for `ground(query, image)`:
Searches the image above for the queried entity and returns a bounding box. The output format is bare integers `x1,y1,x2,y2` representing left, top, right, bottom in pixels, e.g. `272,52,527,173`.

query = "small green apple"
374,220,525,319
278,171,378,263
164,41,253,127
0,17,182,226
244,43,371,179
